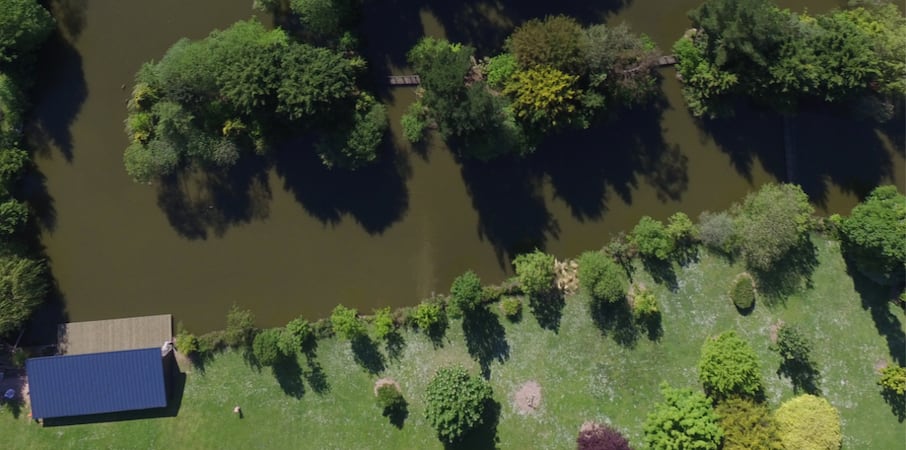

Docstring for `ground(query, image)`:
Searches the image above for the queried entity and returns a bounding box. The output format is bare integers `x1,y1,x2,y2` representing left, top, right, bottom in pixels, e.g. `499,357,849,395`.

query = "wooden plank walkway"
58,314,173,355
656,55,678,67
387,75,420,86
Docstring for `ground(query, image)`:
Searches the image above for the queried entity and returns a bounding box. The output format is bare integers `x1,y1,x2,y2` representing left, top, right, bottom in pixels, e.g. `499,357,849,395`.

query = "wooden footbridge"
385,55,676,86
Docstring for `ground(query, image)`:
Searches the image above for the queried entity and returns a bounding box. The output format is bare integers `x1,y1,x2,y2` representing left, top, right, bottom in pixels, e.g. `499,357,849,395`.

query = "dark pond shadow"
444,398,501,450
590,299,638,348
156,154,272,240
461,308,509,379
272,355,306,398
20,165,56,232
701,103,899,209
43,370,186,426
21,279,69,346
846,261,906,366
272,137,410,235
27,30,87,163
527,291,564,332
777,358,821,396
351,335,386,374
750,238,818,303
460,157,558,266
46,0,88,41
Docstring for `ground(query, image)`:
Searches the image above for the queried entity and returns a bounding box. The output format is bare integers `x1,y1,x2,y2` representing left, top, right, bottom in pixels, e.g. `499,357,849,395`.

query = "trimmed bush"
644,384,723,450
631,286,659,321
499,296,522,321
631,216,674,260
513,249,557,298
252,328,285,367
577,422,631,450
578,251,627,303
413,301,445,334
716,397,782,450
425,366,493,444
771,324,813,365
330,304,365,340
774,395,841,450
731,275,755,310
373,307,395,340
450,270,484,313
698,331,764,400
878,364,906,396
225,304,256,348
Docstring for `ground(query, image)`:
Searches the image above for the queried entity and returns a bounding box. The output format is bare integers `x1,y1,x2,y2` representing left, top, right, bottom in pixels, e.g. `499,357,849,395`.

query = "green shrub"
252,328,285,367
279,316,312,355
373,307,395,340
578,251,627,303
513,249,557,298
644,384,723,450
735,183,814,272
667,211,697,244
401,101,428,144
698,331,763,400
450,270,483,313
413,301,445,333
837,185,906,284
698,210,736,253
330,304,365,340
631,286,659,321
878,364,906,396
731,276,755,310
225,304,256,348
376,383,405,413
771,324,813,365
499,296,522,320
774,395,841,450
632,216,674,260
485,53,518,89
197,330,226,355
174,331,199,356
425,366,493,443
716,398,782,450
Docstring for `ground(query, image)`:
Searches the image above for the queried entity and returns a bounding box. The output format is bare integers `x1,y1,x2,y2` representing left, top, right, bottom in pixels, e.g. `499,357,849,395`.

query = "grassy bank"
2,237,903,449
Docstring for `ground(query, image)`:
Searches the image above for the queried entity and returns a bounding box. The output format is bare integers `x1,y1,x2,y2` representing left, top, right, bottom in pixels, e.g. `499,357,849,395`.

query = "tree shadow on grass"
590,299,639,348
846,262,906,366
1,397,23,419
641,258,678,292
881,390,906,423
382,397,409,429
352,335,386,375
462,308,510,379
272,355,306,399
527,291,564,332
750,237,818,304
303,355,330,395
777,359,821,395
444,398,501,450
385,331,406,362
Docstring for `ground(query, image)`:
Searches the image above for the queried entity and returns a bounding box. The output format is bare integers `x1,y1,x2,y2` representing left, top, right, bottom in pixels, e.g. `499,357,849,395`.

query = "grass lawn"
2,237,903,449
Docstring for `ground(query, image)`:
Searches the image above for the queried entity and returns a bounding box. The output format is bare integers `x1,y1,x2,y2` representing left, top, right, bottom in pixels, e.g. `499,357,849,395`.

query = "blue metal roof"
26,347,167,419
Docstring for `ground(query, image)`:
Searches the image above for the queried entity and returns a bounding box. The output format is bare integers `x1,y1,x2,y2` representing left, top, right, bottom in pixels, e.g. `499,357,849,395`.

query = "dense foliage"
499,296,522,320
734,183,813,272
835,185,906,284
513,250,557,298
576,422,631,450
124,20,385,182
225,304,257,348
878,364,906,396
372,307,395,340
412,301,445,335
252,328,285,366
330,304,365,340
716,398,782,450
0,0,54,63
425,366,493,443
698,331,764,399
771,324,813,366
674,0,906,117
643,384,723,450
578,251,627,304
631,216,674,260
375,383,406,419
0,257,49,336
774,395,842,450
698,210,736,253
280,316,312,354
730,276,755,310
630,286,660,322
449,270,484,313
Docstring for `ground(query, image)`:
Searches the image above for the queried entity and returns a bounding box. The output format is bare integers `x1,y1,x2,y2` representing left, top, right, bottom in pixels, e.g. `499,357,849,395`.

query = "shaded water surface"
30,0,904,331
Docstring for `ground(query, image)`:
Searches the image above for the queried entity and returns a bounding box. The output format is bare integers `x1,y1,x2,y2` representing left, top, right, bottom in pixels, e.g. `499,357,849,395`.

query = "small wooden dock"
387,75,421,86
58,314,173,355
656,55,678,67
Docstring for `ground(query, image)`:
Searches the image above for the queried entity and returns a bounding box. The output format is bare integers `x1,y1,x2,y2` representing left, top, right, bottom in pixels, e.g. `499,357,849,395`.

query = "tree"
672,32,738,118
505,15,585,74
0,0,54,63
0,257,48,337
484,53,517,90
716,397,782,450
644,384,723,450
698,331,764,399
513,250,556,298
225,304,256,348
503,66,582,131
666,212,697,246
289,0,359,39
372,307,395,340
425,366,493,443
279,315,312,354
735,183,813,272
878,364,906,396
581,23,661,104
576,422,631,450
698,210,736,253
774,395,841,450
330,304,365,340
276,42,359,121
578,251,627,303
836,185,906,284
412,301,445,335
449,270,483,313
314,94,387,169
631,216,674,260
252,328,285,366
771,324,812,366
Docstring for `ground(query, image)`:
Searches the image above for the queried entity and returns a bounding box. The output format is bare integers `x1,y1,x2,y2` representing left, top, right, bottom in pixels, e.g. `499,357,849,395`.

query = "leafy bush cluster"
330,304,365,340
644,384,723,450
375,383,406,419
499,296,522,321
835,185,906,285
513,250,557,299
698,331,764,400
878,364,906,396
774,395,841,450
425,366,493,443
412,301,445,334
716,398,782,450
578,251,627,304
449,270,484,314
630,285,659,321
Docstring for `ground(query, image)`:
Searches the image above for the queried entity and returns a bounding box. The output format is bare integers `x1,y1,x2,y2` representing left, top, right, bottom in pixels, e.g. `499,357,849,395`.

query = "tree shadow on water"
272,138,410,235
351,335,386,374
156,154,272,240
462,308,510,379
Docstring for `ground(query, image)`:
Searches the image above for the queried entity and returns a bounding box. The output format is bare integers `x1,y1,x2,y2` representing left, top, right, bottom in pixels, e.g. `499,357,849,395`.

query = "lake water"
29,0,904,332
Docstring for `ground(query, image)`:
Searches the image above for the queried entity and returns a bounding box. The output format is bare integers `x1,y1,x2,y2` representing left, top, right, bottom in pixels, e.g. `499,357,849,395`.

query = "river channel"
29,0,904,332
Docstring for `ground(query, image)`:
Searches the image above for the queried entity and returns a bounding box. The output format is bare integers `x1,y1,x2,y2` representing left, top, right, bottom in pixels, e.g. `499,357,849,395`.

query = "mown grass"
1,237,903,449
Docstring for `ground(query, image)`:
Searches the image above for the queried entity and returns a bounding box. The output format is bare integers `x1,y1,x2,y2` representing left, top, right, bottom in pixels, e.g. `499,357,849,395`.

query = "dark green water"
29,0,904,332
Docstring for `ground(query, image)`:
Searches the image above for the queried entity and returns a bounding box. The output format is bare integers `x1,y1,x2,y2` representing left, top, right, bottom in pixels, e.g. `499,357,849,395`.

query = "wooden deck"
656,55,678,67
58,315,173,355
387,75,420,86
